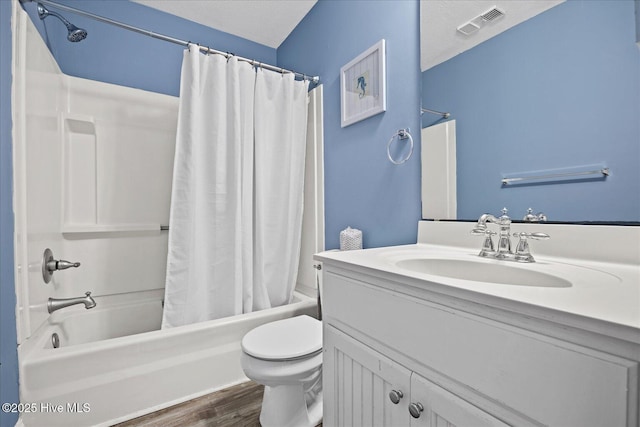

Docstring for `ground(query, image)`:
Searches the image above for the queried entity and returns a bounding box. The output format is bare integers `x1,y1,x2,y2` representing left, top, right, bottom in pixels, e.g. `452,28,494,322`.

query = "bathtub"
17,290,318,427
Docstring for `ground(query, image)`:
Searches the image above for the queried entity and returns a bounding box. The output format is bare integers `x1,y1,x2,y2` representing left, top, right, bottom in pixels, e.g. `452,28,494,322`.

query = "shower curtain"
162,45,309,328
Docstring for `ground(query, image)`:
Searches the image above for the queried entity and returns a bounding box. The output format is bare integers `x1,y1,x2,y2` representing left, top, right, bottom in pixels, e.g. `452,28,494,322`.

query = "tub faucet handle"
42,248,81,284
53,260,81,270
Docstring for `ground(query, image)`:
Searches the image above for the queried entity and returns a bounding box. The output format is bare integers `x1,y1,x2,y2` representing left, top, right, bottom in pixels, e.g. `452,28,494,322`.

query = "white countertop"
315,221,640,341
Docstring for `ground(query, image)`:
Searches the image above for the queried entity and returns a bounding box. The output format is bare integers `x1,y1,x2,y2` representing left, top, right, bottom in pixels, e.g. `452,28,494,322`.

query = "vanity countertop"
315,221,640,343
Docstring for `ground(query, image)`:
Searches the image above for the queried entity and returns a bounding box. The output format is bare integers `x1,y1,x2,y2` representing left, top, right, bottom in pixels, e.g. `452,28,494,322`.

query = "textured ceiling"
420,0,565,71
132,1,565,69
132,0,317,49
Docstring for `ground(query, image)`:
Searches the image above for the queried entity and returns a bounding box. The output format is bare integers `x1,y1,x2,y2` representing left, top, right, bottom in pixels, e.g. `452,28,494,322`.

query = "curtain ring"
387,129,414,165
189,42,201,54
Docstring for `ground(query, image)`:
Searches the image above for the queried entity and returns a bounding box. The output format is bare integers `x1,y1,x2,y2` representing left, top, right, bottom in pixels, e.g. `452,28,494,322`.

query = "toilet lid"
242,315,322,360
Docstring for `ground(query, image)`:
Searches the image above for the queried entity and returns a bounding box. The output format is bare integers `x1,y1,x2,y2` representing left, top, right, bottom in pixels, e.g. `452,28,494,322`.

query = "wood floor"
115,381,264,427
115,381,322,427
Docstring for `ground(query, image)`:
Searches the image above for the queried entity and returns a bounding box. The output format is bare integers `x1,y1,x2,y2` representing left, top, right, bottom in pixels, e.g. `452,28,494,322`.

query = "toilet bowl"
241,315,322,427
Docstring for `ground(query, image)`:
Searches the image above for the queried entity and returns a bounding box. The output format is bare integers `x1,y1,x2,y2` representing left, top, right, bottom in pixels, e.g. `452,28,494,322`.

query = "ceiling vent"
456,21,480,36
481,7,505,22
457,6,505,36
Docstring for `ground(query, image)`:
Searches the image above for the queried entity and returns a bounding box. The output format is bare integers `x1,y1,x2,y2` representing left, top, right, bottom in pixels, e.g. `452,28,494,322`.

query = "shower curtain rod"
421,107,450,119
22,0,320,84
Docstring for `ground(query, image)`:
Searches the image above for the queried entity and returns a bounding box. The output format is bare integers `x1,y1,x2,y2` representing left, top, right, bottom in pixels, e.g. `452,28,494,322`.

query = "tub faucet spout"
48,291,96,314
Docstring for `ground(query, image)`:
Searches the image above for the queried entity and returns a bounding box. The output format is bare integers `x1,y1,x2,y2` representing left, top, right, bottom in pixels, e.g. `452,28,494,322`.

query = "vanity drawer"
323,270,638,427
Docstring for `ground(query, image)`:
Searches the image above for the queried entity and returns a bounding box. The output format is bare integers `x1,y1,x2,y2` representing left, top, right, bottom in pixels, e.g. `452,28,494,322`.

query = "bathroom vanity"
315,221,640,426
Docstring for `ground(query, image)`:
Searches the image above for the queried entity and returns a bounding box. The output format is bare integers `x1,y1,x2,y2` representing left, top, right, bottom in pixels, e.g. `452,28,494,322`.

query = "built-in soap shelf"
62,113,97,228
61,113,168,236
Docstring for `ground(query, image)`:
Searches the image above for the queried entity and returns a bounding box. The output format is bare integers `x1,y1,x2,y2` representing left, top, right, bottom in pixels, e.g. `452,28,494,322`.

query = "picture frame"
340,39,386,128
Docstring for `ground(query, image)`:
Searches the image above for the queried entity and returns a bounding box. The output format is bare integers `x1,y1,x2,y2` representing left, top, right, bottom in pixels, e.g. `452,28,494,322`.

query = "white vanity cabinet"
324,325,410,426
319,264,639,427
410,373,508,427
325,324,508,426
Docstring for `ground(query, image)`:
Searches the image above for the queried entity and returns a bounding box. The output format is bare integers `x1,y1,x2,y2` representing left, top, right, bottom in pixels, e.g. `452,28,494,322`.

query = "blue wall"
422,0,640,222
21,0,276,96
279,0,422,249
0,0,19,425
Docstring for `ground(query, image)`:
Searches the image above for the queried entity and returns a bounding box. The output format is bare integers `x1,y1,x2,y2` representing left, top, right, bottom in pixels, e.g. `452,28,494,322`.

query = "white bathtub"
17,290,318,427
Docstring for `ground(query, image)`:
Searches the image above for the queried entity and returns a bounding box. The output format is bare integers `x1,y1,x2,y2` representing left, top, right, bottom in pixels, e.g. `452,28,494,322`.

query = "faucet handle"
513,232,550,239
474,229,497,258
512,232,550,262
42,248,81,284
513,232,533,262
529,232,550,240
55,260,81,270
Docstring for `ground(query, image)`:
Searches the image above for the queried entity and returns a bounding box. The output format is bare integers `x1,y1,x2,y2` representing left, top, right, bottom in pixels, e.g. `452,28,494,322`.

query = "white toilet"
241,315,323,427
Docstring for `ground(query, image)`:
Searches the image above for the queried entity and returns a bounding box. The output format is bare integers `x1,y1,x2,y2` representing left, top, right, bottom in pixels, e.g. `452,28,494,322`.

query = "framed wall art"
340,39,386,128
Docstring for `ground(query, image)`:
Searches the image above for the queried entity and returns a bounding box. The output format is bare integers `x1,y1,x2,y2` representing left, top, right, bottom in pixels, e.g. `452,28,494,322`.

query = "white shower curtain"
162,46,309,328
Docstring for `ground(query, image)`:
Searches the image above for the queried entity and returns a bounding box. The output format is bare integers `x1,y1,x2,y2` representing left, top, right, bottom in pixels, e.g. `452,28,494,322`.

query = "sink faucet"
472,208,513,259
472,208,549,262
523,208,547,222
48,291,96,314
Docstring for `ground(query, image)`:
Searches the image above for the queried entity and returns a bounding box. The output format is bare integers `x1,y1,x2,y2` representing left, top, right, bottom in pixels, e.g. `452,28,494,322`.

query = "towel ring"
387,129,414,165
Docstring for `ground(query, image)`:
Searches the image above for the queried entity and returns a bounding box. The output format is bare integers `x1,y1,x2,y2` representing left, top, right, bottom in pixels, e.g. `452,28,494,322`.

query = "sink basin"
395,258,572,288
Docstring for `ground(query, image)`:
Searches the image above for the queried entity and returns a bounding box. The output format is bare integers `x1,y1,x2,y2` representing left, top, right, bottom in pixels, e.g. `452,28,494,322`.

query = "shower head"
37,3,87,42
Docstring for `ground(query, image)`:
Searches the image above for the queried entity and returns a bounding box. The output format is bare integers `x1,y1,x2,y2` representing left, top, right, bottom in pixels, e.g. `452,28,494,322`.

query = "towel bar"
501,168,609,186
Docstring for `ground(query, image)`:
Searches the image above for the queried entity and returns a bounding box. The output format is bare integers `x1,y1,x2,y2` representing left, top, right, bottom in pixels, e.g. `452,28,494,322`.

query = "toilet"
241,315,323,427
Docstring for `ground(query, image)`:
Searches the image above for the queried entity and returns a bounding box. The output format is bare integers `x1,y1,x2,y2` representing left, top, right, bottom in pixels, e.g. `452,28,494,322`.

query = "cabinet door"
409,373,509,427
324,325,411,427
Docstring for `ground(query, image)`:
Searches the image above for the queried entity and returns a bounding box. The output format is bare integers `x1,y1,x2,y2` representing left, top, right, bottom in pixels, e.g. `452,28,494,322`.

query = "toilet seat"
242,315,321,361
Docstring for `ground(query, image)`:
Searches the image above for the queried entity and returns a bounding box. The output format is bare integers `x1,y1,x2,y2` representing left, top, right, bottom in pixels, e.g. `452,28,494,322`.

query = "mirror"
419,0,639,223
